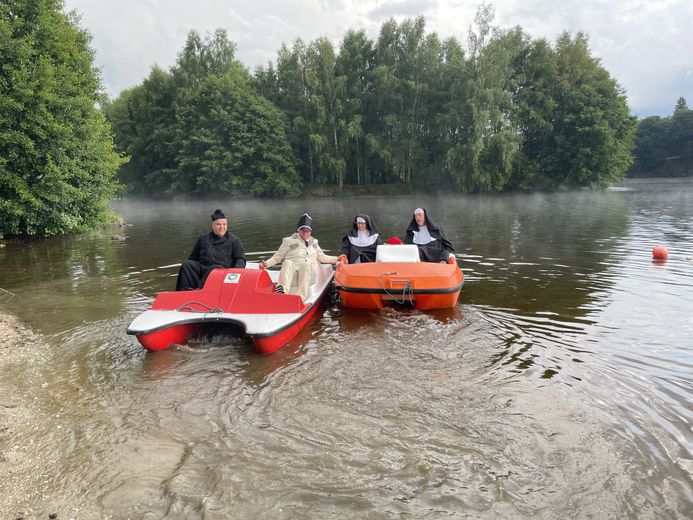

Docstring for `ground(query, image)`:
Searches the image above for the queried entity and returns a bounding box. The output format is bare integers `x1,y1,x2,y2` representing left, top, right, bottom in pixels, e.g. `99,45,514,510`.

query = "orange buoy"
652,245,669,260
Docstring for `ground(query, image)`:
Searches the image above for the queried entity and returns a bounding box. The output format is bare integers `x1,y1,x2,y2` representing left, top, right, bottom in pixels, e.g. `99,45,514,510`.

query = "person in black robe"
175,209,246,291
404,208,455,263
340,214,383,264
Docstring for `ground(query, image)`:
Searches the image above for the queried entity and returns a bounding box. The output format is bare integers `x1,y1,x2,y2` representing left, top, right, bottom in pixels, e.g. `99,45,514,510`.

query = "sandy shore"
0,313,109,520
0,313,58,519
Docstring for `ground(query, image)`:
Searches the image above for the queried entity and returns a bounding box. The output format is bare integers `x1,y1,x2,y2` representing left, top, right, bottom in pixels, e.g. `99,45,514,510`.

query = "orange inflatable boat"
334,245,463,310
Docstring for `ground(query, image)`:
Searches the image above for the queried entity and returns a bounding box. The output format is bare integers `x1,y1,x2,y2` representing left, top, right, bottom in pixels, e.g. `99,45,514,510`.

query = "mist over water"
0,178,691,518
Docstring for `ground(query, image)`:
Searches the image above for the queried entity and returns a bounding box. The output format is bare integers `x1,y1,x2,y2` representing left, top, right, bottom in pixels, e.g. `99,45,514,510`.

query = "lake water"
0,178,691,518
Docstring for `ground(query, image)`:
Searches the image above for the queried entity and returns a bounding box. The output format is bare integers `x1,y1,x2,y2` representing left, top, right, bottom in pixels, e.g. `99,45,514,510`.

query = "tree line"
629,97,693,177
1,1,650,239
105,5,637,199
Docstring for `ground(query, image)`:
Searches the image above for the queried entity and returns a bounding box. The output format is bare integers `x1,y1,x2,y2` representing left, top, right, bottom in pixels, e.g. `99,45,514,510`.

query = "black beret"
211,209,226,221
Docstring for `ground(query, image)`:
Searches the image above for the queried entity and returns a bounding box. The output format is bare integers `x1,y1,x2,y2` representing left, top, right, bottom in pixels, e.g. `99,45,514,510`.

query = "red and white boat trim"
126,262,334,355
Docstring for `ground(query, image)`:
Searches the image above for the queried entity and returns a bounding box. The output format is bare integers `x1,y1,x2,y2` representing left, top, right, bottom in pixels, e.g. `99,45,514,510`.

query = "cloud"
63,0,693,117
368,0,440,21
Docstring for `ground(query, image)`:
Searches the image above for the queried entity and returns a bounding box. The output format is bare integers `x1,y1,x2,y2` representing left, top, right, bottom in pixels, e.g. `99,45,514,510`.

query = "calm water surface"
0,178,691,518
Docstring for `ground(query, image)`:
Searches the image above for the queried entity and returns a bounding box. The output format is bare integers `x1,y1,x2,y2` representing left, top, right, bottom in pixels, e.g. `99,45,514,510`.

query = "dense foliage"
257,7,636,192
0,0,125,238
629,97,693,177
104,30,301,198
107,6,636,197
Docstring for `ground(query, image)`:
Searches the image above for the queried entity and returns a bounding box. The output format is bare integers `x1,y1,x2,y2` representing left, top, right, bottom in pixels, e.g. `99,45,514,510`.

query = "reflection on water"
0,178,692,518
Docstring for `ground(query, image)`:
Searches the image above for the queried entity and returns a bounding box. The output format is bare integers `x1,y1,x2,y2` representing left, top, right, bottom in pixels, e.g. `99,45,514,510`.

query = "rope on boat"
376,272,414,305
175,301,222,314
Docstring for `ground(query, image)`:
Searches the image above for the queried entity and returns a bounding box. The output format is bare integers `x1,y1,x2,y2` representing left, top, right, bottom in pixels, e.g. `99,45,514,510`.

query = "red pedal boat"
127,263,334,355
334,245,463,310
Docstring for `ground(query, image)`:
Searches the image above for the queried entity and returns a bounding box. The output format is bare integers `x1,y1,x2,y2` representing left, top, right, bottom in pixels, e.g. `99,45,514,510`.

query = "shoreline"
0,312,32,345
0,313,109,519
0,312,52,519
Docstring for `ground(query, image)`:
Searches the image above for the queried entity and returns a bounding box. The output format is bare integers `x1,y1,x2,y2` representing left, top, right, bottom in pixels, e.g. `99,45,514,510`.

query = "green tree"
369,17,437,185
423,36,467,189
257,40,314,183
0,0,125,237
103,66,177,195
106,29,301,197
103,16,642,197
446,5,520,192
336,30,373,185
673,96,688,113
509,37,560,189
173,71,302,197
303,37,347,189
669,97,693,162
631,116,668,174
630,97,693,177
172,29,240,93
549,32,636,188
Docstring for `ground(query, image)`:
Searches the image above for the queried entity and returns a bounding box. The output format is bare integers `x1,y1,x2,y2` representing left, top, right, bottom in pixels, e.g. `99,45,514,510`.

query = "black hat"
211,209,227,221
296,213,312,231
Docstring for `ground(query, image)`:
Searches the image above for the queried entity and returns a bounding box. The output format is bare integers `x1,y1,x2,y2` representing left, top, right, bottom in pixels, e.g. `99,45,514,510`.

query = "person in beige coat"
259,214,341,300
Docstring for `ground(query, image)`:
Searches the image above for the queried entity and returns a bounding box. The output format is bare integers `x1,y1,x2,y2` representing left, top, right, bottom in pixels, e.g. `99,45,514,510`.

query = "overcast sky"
63,0,692,118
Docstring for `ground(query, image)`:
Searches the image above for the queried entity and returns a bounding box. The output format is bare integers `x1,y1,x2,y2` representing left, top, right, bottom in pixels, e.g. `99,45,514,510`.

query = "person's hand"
337,254,347,265
259,260,267,269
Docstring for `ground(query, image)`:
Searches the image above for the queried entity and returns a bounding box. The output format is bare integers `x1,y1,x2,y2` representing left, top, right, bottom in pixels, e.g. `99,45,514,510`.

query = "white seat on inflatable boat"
376,244,420,263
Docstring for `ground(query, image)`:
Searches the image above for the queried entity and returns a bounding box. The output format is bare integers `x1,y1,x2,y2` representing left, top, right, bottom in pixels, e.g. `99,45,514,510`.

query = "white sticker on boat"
224,273,241,284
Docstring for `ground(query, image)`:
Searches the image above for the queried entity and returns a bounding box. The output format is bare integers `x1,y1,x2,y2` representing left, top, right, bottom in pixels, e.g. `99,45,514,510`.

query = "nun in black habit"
404,208,455,263
340,214,383,264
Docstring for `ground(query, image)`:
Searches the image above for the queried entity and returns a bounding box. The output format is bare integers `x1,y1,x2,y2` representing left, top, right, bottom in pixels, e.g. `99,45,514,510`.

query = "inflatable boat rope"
376,271,415,305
